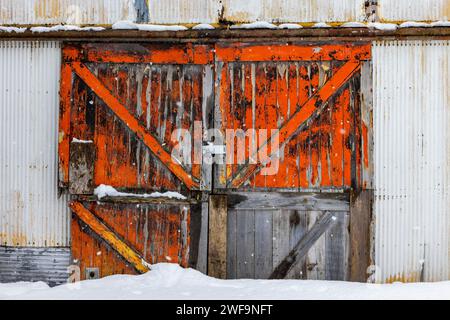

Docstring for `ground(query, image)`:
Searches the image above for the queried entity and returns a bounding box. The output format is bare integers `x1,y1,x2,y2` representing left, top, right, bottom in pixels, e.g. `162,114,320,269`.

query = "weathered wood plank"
270,211,337,279
349,190,373,282
69,141,95,194
254,210,273,279
226,209,237,279
286,210,307,279
207,195,227,278
305,211,326,280
360,61,374,189
272,209,290,272
236,210,255,279
227,192,349,211
325,211,349,280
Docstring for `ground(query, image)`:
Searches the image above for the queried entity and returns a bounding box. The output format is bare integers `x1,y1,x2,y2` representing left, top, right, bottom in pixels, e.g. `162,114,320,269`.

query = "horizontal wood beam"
0,27,449,42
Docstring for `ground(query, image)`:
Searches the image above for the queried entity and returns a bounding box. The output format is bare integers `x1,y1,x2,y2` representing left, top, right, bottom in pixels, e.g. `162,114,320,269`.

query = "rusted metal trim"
230,60,362,188
69,201,150,274
0,28,449,42
70,62,200,190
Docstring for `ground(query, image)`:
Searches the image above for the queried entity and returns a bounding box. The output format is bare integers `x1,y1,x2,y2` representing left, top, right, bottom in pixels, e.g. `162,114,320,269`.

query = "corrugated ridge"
0,0,136,25
379,0,449,22
373,40,450,283
0,40,70,247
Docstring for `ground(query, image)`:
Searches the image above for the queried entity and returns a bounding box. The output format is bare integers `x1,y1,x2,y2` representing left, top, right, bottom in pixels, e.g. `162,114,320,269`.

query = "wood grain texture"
349,190,373,282
208,195,227,278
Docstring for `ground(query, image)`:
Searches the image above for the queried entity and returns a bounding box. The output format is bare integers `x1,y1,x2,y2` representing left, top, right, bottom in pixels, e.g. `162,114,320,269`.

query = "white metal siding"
221,0,366,23
0,41,70,247
378,0,449,22
373,40,450,283
0,0,136,25
148,0,220,24
148,0,366,24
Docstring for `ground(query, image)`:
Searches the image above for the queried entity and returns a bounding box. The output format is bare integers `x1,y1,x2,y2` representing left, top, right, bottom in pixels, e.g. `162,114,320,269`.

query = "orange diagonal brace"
230,60,361,188
70,201,150,274
70,62,199,190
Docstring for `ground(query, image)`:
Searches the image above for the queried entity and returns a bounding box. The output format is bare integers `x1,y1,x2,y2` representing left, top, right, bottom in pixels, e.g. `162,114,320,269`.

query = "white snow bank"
340,22,367,28
31,25,104,32
0,26,26,33
112,20,187,31
368,22,398,31
230,21,277,29
1,263,450,300
399,21,431,28
278,23,303,29
430,20,450,27
192,23,215,30
94,184,187,200
312,22,331,28
71,138,93,144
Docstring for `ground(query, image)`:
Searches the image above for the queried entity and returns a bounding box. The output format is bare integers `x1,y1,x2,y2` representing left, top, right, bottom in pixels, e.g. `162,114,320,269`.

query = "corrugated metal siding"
373,40,450,283
0,247,70,286
148,0,220,24
0,41,70,247
379,0,450,22
148,0,366,24
0,0,136,25
221,0,366,23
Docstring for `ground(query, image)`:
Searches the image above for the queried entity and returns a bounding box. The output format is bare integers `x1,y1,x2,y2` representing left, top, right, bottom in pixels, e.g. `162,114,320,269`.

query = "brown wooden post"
208,195,227,279
349,190,373,282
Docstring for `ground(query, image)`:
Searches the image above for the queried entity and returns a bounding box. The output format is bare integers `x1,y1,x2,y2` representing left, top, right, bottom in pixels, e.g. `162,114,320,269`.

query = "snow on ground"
94,184,186,200
1,263,449,300
192,24,215,30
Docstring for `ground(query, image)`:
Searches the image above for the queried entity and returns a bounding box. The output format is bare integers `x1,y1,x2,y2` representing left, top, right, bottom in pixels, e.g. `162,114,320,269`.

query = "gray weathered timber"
254,210,273,279
325,211,350,280
69,141,95,194
349,190,373,282
0,247,70,286
305,211,326,279
286,210,308,279
208,195,227,278
227,192,349,211
236,210,255,279
360,60,374,189
226,209,237,278
269,211,337,279
201,65,215,191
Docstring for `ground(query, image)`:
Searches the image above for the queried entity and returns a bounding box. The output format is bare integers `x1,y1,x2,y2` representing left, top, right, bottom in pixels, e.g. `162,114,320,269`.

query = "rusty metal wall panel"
378,0,450,22
148,0,220,24
0,0,136,25
0,247,70,286
373,40,450,283
0,41,70,247
220,0,366,23
148,0,366,24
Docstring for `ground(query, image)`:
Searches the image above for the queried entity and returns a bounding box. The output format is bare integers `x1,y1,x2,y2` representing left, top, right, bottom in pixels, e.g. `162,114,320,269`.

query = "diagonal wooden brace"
70,62,200,190
230,60,361,188
70,201,150,274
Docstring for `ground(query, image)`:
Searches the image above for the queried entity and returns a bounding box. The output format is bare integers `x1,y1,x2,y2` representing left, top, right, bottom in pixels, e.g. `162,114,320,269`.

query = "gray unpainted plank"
236,210,255,279
305,211,327,280
227,209,237,279
325,211,349,281
272,209,289,272
286,210,308,279
254,210,273,279
227,192,349,211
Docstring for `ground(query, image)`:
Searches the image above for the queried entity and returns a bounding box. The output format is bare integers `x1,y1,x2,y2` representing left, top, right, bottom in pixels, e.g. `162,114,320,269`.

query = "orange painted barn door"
213,43,371,191
59,43,214,279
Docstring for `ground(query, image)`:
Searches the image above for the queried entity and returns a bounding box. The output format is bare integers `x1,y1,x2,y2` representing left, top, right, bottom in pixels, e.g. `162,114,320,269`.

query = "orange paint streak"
231,60,361,189
71,62,199,190
58,63,72,187
342,88,352,186
309,63,320,187
216,43,371,63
